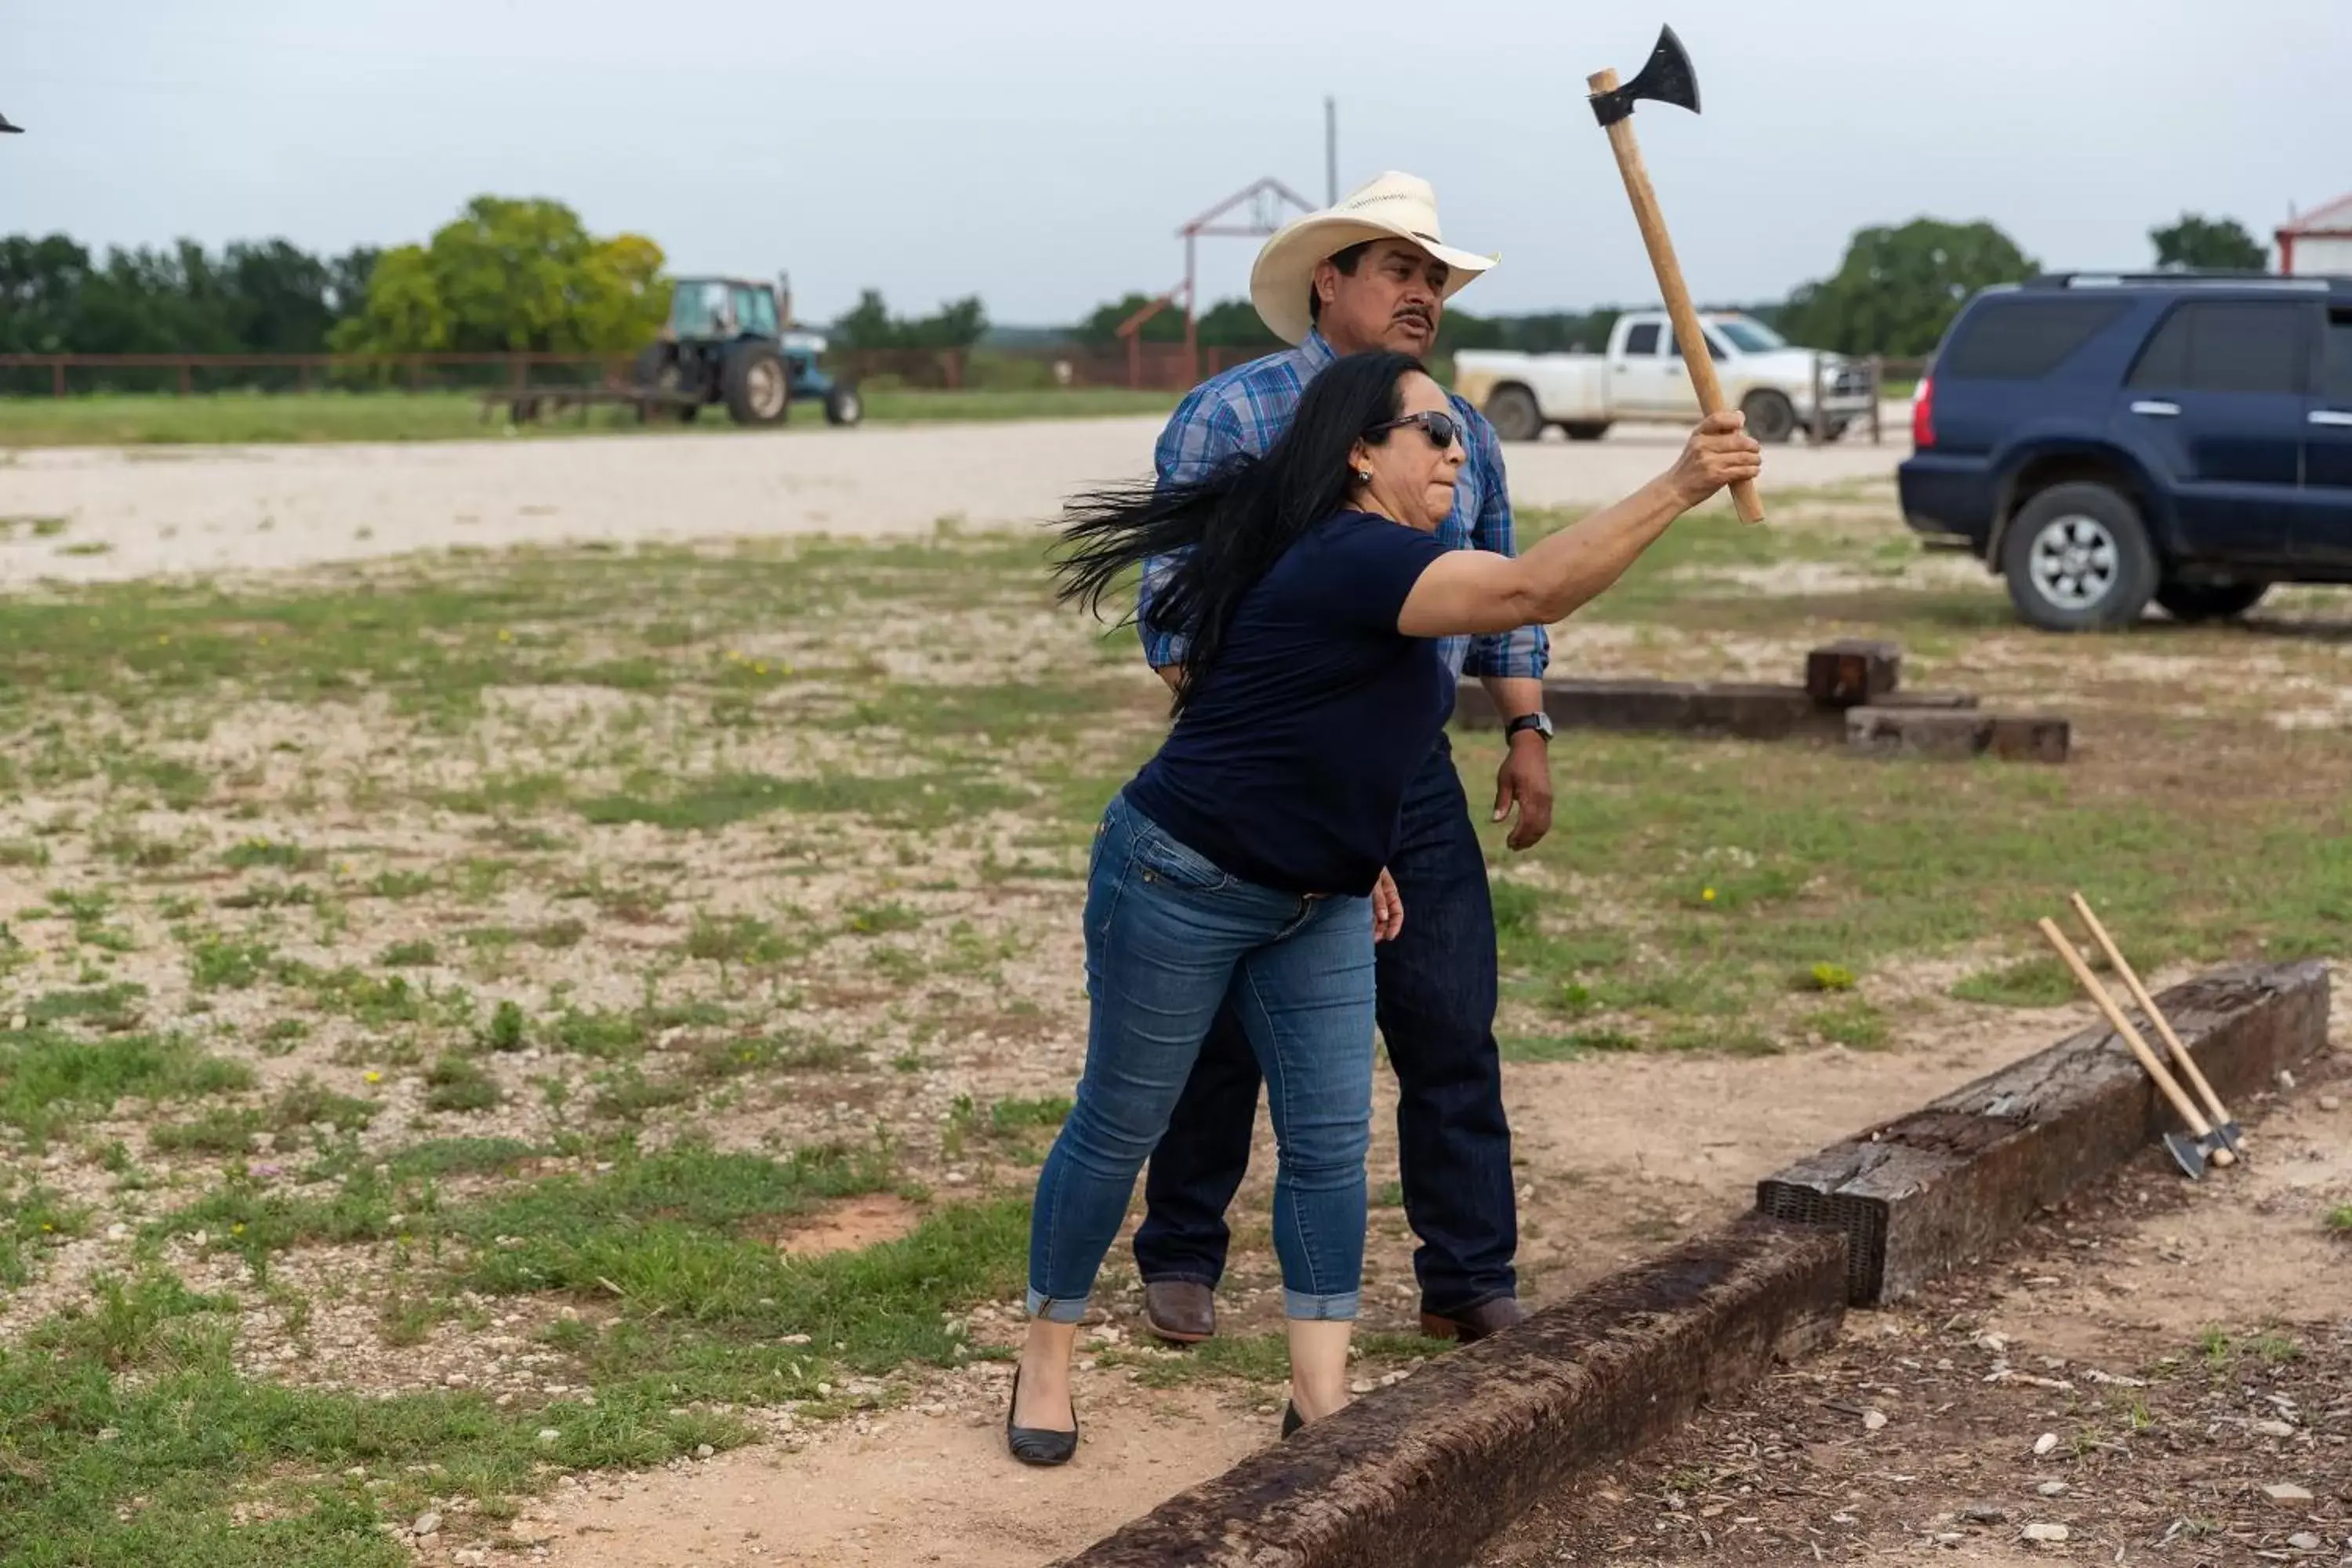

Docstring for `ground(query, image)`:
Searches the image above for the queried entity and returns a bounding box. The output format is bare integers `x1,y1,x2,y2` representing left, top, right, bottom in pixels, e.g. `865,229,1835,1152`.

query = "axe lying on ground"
2067,891,2244,1156
2036,916,2236,1178
1586,25,1765,525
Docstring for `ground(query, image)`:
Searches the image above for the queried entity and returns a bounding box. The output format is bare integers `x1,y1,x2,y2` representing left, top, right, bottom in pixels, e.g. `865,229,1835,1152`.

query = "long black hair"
1050,348,1424,717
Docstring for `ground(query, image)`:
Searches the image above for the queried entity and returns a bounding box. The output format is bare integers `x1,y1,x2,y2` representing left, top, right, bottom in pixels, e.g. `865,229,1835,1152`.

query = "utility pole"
1323,96,1337,206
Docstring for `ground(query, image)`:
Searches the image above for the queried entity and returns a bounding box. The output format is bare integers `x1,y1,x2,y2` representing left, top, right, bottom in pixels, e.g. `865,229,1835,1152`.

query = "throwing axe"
2037,918,2235,1178
1587,25,1765,525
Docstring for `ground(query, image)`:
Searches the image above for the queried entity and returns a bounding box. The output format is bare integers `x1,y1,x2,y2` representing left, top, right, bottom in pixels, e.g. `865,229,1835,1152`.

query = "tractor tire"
633,344,697,422
1483,384,1544,442
723,343,790,426
1740,389,1798,444
824,383,863,426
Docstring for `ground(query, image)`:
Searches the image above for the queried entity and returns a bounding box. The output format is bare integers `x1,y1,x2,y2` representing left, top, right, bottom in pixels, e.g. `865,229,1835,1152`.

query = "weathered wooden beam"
1870,689,1980,711
1845,706,2071,763
1756,960,2328,1305
1806,638,1902,708
1455,677,1838,741
1051,1214,1847,1568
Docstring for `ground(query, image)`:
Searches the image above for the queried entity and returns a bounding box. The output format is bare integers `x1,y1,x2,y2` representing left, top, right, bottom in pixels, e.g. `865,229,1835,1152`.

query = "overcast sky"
5,1,2347,327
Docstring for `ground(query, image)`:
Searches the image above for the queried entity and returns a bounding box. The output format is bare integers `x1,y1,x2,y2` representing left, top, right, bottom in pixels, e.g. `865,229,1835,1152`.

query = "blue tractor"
630,274,862,426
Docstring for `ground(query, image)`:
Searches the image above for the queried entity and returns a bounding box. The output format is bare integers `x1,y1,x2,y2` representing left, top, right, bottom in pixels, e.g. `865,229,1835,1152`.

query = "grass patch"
683,913,800,967
1950,957,2075,1007
580,770,1025,833
150,1077,378,1155
588,1064,691,1120
0,387,1177,448
188,935,275,989
988,1095,1072,1132
1500,1027,1642,1063
0,1181,90,1285
846,901,922,936
0,1265,735,1565
1803,998,1891,1049
25,982,148,1032
2325,1203,2352,1234
423,1054,501,1112
0,1026,252,1145
383,1137,539,1180
221,837,323,873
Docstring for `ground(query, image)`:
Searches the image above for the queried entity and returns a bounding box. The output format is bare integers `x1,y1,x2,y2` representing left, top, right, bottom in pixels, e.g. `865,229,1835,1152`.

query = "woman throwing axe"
1010,350,1761,1465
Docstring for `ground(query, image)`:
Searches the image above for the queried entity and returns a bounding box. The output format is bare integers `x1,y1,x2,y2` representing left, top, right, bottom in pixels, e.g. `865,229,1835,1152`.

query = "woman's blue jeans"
1026,792,1376,1323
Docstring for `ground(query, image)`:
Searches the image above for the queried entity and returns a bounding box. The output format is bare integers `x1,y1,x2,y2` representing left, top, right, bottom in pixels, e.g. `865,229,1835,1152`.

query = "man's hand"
1493,731,1554,851
1372,868,1404,942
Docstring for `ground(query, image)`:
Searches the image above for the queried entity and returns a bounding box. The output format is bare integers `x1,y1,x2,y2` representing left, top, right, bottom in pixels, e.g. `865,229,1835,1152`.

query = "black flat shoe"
1281,1401,1303,1438
1006,1367,1078,1467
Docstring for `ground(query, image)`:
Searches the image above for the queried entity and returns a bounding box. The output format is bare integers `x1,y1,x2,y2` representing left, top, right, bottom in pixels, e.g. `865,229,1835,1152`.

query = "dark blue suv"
1897,272,2352,630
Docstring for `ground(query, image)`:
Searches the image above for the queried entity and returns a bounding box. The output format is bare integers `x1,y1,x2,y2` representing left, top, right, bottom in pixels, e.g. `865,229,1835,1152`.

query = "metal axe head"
1590,25,1701,126
2159,1126,2236,1181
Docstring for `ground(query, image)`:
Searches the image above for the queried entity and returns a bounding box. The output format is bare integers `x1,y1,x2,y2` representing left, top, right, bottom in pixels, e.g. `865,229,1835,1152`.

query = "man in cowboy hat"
1131,170,1554,1346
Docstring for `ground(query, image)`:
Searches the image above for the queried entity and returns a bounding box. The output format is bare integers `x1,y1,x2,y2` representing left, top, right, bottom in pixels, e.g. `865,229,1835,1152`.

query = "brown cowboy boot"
1141,1280,1215,1345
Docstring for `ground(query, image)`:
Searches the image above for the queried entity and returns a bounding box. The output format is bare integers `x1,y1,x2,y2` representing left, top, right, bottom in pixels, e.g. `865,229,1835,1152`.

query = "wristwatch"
1504,712,1555,742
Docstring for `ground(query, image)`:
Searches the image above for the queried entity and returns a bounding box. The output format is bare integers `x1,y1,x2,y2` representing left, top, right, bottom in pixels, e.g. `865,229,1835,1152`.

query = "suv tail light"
1911,373,1935,448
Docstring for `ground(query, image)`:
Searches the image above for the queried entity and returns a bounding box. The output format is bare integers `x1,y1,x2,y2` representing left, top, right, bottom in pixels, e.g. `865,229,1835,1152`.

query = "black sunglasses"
1364,409,1465,451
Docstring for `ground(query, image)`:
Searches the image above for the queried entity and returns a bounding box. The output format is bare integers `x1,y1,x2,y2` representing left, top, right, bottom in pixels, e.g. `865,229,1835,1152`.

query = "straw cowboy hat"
1250,171,1496,346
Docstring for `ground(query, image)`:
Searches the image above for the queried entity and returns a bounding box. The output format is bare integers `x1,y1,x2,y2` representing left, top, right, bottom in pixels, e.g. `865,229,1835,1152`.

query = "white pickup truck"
1450,310,1875,445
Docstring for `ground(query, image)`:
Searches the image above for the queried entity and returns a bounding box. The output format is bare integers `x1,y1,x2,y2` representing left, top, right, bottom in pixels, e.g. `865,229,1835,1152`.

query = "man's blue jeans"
1132,732,1517,1315
1025,792,1376,1324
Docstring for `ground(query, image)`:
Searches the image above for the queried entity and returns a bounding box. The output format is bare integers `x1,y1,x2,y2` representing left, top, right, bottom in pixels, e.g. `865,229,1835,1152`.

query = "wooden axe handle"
1588,67,1764,526
2067,892,2236,1132
2036,918,2234,1167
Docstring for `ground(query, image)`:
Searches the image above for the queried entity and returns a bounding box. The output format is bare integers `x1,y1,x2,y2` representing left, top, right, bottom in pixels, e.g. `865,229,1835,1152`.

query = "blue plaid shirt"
1136,332,1551,682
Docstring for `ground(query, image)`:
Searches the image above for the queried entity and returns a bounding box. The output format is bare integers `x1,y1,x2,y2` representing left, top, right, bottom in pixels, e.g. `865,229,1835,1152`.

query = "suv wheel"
1999,482,2158,632
2154,579,2267,623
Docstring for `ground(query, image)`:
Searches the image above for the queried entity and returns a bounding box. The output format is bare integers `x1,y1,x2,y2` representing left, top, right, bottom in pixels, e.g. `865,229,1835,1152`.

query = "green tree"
831,289,898,351
829,290,989,352
2150,212,2267,273
1780,219,2038,357
1074,294,1282,350
328,197,668,355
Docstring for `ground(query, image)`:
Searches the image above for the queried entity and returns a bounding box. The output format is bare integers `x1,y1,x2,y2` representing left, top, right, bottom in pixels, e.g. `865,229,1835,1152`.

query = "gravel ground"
0,412,1915,589
1481,1053,2352,1568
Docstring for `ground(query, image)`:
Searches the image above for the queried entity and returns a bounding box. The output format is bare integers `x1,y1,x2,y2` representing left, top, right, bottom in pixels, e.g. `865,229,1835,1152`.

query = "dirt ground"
6,416,2352,1567
524,998,2165,1568
1481,1048,2352,1568
0,412,1912,589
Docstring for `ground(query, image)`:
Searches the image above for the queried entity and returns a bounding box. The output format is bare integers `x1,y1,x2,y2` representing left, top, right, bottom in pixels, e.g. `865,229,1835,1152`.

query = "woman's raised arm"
1398,411,1762,638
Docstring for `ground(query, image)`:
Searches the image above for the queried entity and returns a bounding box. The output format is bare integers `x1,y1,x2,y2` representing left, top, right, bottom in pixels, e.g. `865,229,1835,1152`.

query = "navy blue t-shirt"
1122,510,1456,898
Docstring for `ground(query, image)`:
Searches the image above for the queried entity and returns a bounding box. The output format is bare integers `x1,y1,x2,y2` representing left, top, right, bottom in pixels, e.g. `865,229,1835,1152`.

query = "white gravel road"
0,412,1913,588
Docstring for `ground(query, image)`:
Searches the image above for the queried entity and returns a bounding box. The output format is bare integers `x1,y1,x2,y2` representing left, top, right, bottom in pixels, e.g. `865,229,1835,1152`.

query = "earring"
1356,468,1373,484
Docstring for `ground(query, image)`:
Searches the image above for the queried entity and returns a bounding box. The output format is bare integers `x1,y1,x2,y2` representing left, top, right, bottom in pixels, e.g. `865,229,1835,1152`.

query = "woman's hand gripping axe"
1587,25,1765,525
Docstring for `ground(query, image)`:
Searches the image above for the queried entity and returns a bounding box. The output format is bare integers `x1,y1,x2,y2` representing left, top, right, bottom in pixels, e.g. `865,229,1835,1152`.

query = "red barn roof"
2280,191,2352,238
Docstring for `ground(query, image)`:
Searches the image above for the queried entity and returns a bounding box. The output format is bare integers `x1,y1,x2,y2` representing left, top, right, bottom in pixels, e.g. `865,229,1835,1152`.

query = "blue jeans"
1133,732,1517,1314
1026,792,1377,1324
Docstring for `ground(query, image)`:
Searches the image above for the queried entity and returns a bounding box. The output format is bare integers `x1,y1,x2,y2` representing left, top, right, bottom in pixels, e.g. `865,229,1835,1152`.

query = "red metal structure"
1116,177,1316,387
